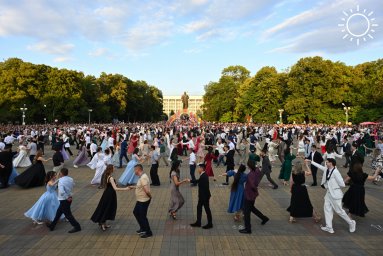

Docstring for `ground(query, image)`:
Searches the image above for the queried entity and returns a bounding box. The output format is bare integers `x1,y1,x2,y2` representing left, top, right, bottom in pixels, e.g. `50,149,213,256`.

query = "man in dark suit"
0,145,13,189
306,145,323,186
190,163,213,229
119,138,129,168
350,142,364,171
341,137,352,168
260,149,278,189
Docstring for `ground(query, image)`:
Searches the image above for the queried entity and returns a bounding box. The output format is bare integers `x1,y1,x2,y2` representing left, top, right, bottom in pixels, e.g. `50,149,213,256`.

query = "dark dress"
14,160,46,188
91,176,117,223
342,171,369,217
287,173,313,218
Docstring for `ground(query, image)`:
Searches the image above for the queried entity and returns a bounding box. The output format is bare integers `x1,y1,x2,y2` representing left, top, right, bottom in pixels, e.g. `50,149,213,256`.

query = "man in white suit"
306,158,356,234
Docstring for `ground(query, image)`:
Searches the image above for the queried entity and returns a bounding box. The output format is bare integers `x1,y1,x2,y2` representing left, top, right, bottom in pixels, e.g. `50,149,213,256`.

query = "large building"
163,95,203,116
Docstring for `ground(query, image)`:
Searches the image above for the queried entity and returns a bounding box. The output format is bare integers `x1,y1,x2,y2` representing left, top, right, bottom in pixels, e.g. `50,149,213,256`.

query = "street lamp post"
43,104,47,124
88,109,93,124
20,104,28,125
342,103,351,125
278,109,284,124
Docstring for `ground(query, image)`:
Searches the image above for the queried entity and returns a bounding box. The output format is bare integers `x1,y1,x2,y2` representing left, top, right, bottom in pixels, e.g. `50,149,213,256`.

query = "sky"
0,0,382,96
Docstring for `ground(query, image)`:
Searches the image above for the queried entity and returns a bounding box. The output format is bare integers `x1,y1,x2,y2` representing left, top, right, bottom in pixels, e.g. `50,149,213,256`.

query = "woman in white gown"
296,134,305,157
13,144,32,168
91,148,112,186
268,139,279,162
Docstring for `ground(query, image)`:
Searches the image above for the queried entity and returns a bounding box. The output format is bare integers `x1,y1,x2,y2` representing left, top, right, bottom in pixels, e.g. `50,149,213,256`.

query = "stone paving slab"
1,147,382,256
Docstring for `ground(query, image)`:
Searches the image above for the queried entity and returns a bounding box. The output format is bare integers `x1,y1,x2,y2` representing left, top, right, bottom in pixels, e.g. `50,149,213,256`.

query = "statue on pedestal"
181,92,189,110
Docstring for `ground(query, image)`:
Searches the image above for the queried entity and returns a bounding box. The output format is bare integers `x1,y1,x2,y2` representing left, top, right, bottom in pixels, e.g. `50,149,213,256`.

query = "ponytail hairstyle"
169,160,181,180
231,164,246,192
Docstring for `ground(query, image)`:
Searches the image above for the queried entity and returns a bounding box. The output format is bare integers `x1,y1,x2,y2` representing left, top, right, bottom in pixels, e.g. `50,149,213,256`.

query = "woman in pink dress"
127,134,138,155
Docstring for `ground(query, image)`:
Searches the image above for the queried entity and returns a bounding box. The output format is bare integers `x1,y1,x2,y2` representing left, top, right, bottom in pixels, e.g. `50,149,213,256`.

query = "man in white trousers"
306,158,356,234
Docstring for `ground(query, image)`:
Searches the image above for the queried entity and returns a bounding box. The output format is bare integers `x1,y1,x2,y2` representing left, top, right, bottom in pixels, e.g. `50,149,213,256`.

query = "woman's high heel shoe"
100,224,107,231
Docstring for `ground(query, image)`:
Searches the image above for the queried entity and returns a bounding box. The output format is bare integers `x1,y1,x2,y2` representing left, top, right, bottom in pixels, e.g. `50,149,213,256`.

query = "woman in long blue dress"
24,171,62,224
222,164,247,221
118,148,142,185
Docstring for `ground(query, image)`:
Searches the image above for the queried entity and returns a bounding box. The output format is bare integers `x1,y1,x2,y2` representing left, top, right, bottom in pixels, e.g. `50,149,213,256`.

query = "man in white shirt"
189,149,197,186
108,136,115,155
307,158,356,234
47,168,81,233
90,140,98,157
4,133,15,146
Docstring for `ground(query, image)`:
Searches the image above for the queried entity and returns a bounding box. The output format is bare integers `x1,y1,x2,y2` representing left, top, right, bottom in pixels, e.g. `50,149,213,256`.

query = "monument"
181,92,189,110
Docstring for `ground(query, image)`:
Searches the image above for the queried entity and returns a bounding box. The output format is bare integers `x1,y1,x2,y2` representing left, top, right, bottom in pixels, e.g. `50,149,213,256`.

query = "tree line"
202,57,383,124
0,58,164,124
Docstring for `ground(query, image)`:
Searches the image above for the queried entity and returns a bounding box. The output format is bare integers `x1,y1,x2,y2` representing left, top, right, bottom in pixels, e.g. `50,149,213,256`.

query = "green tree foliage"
203,57,383,124
0,58,163,124
202,65,250,122
236,66,286,123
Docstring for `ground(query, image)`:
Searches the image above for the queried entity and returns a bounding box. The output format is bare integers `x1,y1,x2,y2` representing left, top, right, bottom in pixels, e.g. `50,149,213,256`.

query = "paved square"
1,147,382,256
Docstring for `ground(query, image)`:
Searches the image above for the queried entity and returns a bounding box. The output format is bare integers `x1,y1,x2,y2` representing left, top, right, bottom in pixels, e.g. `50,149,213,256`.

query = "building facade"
163,95,203,116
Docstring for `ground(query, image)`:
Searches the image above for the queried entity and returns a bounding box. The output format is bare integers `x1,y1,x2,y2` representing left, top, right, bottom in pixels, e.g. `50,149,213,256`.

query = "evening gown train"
24,184,62,222
13,146,31,168
118,154,139,185
15,160,46,188
91,177,117,224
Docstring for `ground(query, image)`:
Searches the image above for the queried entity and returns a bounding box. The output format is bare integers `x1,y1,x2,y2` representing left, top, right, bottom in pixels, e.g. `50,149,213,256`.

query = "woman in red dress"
128,133,138,155
204,146,217,180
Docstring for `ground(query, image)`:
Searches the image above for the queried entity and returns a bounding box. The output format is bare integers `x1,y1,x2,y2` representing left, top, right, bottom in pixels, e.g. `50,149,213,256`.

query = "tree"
202,65,250,122
236,66,286,123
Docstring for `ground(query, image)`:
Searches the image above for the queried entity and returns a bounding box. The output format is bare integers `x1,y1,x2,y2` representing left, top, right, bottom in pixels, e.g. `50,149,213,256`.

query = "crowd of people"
0,121,382,237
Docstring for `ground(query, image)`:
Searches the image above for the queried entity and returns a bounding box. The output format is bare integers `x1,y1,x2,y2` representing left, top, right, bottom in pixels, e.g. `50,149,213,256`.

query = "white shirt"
90,143,97,155
4,135,15,144
228,141,235,151
85,136,91,145
108,137,114,147
189,152,196,165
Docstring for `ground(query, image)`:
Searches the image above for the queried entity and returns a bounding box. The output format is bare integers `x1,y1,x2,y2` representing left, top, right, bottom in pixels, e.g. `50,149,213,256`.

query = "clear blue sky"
0,0,382,96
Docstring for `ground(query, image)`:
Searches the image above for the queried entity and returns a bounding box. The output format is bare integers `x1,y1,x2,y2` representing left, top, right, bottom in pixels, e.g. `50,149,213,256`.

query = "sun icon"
338,5,378,46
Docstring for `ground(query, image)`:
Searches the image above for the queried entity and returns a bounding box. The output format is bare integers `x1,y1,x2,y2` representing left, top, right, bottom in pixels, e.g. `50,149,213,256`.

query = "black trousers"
190,164,196,184
311,166,318,185
150,163,160,185
133,200,152,235
51,199,81,230
260,172,278,187
37,143,45,155
109,146,114,155
0,167,11,188
345,155,351,167
243,199,267,231
65,147,73,156
119,151,129,167
196,199,212,225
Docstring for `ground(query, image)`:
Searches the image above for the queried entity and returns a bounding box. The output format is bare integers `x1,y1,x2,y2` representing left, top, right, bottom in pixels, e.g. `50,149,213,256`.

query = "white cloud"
27,41,74,55
88,48,108,57
183,20,212,33
53,56,73,62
